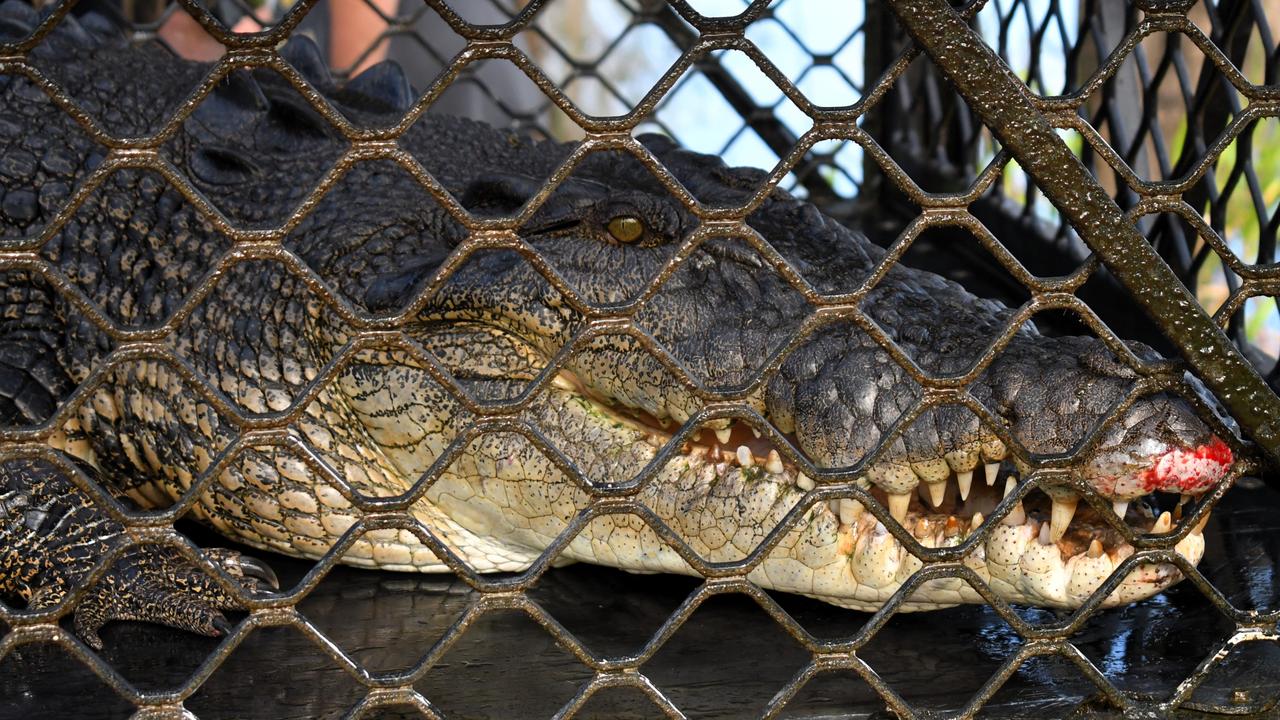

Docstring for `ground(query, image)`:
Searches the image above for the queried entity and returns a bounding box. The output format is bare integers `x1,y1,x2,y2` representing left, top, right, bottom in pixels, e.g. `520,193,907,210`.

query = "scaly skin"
0,5,1233,643
0,457,276,648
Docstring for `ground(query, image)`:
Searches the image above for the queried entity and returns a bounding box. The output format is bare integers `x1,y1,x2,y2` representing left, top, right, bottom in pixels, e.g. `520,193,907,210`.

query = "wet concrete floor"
3,480,1279,719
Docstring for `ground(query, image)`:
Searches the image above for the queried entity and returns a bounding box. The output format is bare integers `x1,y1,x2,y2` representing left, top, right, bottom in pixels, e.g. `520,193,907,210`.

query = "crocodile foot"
68,544,278,650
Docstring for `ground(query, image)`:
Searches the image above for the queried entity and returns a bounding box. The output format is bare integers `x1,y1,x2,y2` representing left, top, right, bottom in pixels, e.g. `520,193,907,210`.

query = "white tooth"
970,511,984,530
1175,528,1205,564
751,426,762,439
956,470,973,501
1001,502,1026,526
715,427,732,445
1112,500,1129,520
1003,476,1017,499
828,499,841,516
693,429,703,442
887,492,911,525
839,499,864,525
1038,521,1052,545
1152,511,1173,534
765,450,784,475
795,472,815,491
1049,494,1078,543
551,374,576,391
736,446,754,467
985,462,1000,486
1175,493,1192,520
1087,538,1104,559
1192,511,1211,535
926,482,946,508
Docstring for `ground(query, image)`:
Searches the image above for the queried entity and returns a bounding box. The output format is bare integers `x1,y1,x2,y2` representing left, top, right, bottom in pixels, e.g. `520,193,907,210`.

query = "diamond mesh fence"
0,0,1279,717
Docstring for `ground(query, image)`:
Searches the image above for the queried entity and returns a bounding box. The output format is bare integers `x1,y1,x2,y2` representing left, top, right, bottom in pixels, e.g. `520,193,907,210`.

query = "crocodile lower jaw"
545,372,1210,610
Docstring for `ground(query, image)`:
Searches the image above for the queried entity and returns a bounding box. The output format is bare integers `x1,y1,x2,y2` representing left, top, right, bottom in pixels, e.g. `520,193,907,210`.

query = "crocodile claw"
70,545,277,650
210,615,234,637
232,554,280,591
200,547,281,595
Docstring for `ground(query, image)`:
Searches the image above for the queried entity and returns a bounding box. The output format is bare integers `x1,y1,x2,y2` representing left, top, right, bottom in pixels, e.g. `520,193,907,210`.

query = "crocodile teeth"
887,492,911,525
913,517,932,539
956,470,973,501
751,426,762,439
1152,511,1173,534
971,512,984,530
1112,500,1129,520
1003,476,1017,499
925,481,946,508
1037,521,1052,545
736,446,754,467
715,426,732,444
944,515,961,538
1175,493,1192,519
985,462,1000,486
765,450,784,475
1002,500,1026,526
1192,511,1211,535
1087,538,1104,559
795,472,815,491
1049,493,1078,543
839,499,864,525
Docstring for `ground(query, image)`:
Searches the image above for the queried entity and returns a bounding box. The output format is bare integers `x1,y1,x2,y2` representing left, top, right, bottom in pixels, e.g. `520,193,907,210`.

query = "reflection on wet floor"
4,480,1279,719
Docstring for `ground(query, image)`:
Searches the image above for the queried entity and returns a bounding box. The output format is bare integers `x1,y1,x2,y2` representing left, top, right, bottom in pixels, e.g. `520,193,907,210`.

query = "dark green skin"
0,3,1224,643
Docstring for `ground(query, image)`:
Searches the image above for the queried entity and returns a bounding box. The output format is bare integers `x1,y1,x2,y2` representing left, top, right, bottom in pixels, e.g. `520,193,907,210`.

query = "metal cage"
2,0,1280,718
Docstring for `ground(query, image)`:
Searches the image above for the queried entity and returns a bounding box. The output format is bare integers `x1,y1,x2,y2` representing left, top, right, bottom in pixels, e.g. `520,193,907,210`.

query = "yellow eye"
606,216,644,243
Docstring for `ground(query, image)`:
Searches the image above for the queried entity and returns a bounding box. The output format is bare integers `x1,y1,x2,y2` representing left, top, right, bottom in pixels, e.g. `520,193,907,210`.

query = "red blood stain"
1139,436,1233,494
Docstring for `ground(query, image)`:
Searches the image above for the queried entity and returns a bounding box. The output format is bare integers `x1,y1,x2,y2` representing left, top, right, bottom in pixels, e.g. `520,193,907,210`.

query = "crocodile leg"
67,545,277,650
1,457,276,649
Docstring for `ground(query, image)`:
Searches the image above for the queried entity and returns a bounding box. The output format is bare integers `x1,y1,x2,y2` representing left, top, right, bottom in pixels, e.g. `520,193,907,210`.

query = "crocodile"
0,3,1235,648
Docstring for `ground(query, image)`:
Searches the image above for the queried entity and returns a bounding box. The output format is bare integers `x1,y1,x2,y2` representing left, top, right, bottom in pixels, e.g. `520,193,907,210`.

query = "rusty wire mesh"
1,0,1279,717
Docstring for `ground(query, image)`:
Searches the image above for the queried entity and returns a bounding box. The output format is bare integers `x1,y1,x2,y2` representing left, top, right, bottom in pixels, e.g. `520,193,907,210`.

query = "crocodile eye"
606,216,645,243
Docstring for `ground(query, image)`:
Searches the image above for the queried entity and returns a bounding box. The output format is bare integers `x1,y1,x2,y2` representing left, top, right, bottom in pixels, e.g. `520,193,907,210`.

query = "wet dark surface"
3,480,1279,719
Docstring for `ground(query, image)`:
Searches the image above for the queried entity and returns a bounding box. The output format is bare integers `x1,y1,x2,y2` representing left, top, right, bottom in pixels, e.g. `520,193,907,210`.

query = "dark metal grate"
0,0,1278,717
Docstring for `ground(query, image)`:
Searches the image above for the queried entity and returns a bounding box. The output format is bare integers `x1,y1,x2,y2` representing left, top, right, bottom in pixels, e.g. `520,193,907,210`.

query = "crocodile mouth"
543,369,1228,610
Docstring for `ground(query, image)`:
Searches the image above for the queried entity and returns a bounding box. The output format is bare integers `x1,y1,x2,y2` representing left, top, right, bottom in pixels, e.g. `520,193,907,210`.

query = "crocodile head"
350,136,1233,611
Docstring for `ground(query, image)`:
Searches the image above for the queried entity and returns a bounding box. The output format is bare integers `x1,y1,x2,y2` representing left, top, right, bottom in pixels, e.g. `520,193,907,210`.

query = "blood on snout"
1138,436,1233,494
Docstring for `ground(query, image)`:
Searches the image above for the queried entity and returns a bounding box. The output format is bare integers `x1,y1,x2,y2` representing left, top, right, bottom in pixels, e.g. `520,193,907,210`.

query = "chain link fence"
1,0,1279,717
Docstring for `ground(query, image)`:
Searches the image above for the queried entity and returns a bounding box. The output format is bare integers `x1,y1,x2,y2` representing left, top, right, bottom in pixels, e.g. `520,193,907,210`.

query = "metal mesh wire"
1,0,1279,717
